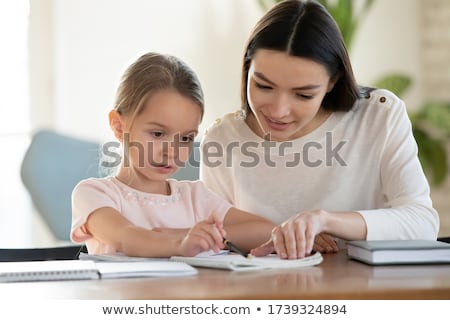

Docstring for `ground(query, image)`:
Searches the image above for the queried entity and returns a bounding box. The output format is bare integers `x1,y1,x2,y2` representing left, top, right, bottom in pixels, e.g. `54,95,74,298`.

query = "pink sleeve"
189,181,233,222
70,179,119,243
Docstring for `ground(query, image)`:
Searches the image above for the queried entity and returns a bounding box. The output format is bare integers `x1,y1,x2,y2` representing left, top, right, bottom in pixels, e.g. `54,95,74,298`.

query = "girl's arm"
222,208,276,252
85,207,224,257
152,227,189,237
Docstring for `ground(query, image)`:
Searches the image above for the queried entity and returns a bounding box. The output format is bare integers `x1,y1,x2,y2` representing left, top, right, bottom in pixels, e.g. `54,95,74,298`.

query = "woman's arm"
85,207,225,257
360,91,439,239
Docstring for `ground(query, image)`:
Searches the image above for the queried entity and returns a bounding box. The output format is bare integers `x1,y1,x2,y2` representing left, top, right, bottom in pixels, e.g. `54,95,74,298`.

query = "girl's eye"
254,81,272,90
151,131,164,138
180,135,195,143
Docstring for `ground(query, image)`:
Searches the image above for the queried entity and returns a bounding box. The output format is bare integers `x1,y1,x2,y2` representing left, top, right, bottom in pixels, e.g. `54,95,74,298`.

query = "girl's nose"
162,140,177,158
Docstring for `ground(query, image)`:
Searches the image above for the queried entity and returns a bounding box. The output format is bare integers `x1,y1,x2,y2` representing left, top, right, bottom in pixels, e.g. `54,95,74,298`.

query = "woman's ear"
109,110,125,142
327,74,341,93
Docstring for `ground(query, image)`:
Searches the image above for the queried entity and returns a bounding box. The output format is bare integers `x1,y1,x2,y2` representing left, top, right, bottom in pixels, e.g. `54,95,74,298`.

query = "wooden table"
1,250,449,299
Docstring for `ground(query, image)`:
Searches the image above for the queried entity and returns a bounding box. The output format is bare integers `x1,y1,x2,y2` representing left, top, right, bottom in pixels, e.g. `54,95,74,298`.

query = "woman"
200,0,439,259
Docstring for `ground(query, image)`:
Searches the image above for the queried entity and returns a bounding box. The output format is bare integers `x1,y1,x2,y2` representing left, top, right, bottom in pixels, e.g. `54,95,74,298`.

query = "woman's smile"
263,113,294,131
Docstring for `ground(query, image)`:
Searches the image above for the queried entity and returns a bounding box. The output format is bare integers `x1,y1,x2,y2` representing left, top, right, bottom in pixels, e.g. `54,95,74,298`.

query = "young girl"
71,52,275,258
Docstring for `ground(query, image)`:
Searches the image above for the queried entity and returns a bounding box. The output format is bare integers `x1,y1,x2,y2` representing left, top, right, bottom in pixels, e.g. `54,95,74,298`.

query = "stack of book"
346,240,450,265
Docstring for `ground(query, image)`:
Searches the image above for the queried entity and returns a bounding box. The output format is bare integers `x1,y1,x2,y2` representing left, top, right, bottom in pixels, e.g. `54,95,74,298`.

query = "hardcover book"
346,240,450,265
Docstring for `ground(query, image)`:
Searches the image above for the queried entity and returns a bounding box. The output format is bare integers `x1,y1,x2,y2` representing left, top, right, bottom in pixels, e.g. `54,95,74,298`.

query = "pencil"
223,238,248,258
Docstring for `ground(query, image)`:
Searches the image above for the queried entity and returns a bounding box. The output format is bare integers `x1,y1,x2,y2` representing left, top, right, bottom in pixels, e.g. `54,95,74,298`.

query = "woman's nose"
268,93,291,119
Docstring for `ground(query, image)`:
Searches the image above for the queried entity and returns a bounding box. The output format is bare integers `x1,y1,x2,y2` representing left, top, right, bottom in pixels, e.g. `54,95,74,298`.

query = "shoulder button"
379,96,386,103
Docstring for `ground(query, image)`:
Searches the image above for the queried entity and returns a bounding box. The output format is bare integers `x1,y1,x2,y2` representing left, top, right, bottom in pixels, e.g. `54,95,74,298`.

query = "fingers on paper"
249,239,275,257
272,220,317,259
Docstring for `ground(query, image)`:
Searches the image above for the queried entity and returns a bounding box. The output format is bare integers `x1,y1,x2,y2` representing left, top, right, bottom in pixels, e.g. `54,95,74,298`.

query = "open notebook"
170,251,323,271
0,259,197,282
79,250,323,271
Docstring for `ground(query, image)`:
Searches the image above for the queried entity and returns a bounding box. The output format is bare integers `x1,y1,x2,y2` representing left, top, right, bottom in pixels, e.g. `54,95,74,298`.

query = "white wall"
31,0,423,142
351,0,423,110
39,0,262,142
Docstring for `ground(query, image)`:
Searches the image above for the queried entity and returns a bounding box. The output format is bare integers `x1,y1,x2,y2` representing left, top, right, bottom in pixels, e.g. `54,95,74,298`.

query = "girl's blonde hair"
114,52,204,128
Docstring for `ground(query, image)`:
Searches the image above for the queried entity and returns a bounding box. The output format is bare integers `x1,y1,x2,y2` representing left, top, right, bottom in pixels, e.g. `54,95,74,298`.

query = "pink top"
71,177,232,254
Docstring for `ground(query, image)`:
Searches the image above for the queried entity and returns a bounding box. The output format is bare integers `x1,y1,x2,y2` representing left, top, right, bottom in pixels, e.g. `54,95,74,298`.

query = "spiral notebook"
0,260,99,282
0,259,197,282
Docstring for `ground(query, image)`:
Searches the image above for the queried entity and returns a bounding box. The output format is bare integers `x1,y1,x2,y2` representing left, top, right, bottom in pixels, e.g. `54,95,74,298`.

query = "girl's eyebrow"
144,122,198,135
144,121,167,128
254,71,322,90
182,130,199,136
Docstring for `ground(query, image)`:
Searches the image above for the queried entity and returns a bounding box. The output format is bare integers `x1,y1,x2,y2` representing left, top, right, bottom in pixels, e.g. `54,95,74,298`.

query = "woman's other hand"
251,210,336,259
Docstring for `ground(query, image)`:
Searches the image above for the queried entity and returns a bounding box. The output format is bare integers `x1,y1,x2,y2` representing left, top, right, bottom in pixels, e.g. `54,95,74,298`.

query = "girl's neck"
115,168,170,195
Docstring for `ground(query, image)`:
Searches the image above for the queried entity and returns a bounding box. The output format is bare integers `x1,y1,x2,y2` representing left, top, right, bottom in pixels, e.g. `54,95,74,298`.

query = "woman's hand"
251,210,332,259
313,233,338,254
179,214,226,257
271,209,327,259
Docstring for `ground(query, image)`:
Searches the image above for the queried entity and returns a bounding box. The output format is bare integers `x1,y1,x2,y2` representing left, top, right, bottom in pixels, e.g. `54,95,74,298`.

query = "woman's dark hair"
241,0,367,113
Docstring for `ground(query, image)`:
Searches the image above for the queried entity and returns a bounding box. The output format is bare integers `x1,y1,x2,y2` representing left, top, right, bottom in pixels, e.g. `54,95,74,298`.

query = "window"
0,0,32,246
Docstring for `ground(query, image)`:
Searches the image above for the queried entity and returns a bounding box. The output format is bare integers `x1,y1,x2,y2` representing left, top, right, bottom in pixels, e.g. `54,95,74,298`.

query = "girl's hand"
251,210,329,259
179,214,226,257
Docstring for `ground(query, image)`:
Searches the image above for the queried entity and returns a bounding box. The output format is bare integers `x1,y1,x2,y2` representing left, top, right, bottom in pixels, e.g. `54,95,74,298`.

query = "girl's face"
114,89,201,191
246,49,336,141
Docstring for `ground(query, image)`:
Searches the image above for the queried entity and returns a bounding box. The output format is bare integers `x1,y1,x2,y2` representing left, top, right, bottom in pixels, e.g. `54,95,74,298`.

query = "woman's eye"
296,93,314,100
254,82,272,90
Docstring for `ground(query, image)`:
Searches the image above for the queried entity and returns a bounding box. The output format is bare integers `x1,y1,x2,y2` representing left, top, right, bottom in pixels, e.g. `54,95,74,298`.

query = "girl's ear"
109,110,125,142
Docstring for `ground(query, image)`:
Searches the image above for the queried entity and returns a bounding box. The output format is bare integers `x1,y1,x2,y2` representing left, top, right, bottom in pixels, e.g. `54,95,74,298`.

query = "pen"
223,238,248,258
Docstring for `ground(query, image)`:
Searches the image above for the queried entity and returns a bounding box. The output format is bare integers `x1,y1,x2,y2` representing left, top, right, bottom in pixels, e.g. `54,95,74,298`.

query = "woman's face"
246,49,336,141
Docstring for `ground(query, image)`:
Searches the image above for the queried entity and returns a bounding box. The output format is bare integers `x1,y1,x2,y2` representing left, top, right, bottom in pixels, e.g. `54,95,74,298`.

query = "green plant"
258,0,450,186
